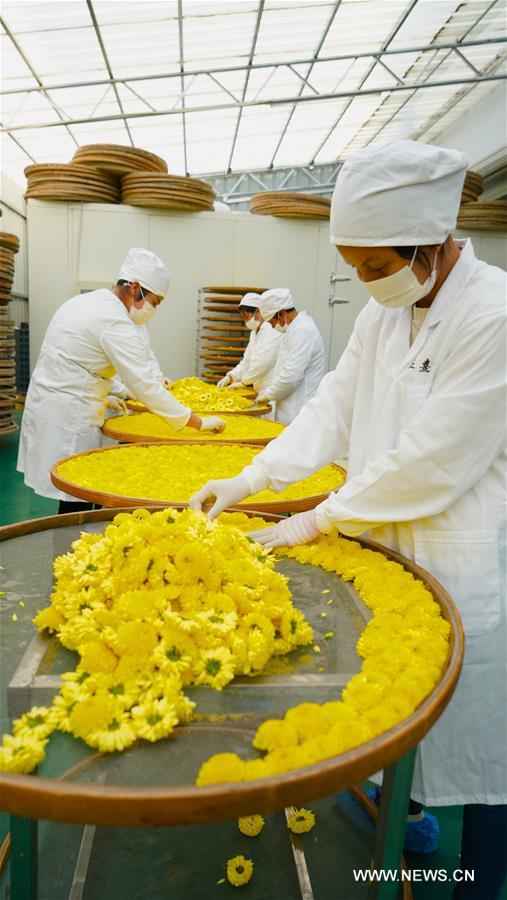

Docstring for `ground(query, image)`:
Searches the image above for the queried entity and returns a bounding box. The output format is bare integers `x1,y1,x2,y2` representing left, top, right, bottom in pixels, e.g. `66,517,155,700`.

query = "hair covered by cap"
117,247,171,298
239,292,261,309
330,140,468,247
259,288,293,321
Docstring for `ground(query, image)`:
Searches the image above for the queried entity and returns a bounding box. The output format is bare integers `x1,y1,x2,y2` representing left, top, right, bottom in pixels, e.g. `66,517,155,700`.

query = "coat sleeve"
241,308,367,493
108,374,130,399
230,332,254,381
315,312,506,536
262,324,312,401
100,321,191,428
236,327,280,386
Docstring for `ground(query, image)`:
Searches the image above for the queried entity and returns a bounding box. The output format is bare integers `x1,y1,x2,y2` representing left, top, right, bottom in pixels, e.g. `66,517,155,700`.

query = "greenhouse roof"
1,0,505,186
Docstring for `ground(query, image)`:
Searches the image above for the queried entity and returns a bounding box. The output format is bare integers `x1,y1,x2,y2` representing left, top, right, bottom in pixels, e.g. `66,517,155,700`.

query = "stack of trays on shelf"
121,173,215,211
460,170,484,206
25,164,122,203
0,232,19,435
24,144,215,213
457,200,507,232
198,285,267,382
250,191,331,219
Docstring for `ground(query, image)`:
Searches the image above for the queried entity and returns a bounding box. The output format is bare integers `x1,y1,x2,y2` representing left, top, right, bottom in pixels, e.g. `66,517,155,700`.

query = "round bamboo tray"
202,285,267,294
125,399,270,416
250,191,331,219
121,173,215,212
102,415,283,446
202,321,249,330
0,233,20,253
25,164,121,204
72,144,168,175
456,200,507,231
201,335,249,344
51,442,344,512
0,506,463,828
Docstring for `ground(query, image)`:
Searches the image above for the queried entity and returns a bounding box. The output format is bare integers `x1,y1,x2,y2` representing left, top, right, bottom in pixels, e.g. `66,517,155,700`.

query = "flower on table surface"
226,855,254,887
287,808,316,834
238,814,265,837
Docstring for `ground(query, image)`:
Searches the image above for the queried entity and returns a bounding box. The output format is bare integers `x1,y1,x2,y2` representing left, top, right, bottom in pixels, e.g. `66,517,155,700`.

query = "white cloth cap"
117,247,171,298
239,292,261,309
330,140,468,247
259,288,294,321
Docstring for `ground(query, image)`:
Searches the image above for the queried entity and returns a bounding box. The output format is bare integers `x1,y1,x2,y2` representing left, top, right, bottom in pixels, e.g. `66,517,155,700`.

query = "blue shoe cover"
335,789,439,854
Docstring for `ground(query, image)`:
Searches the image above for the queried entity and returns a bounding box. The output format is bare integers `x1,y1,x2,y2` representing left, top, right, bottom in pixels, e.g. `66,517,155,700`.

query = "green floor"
1,415,504,900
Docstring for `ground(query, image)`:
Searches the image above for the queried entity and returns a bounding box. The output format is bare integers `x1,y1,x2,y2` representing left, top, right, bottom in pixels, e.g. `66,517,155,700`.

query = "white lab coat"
244,241,506,806
264,311,326,424
108,326,165,400
17,289,190,500
229,322,281,394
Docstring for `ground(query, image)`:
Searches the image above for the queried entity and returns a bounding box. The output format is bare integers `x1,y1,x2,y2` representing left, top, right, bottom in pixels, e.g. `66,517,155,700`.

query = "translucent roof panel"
1,0,505,187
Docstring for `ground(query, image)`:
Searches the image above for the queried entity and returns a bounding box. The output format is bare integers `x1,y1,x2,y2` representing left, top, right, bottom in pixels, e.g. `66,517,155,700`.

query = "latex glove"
227,381,245,390
249,509,321,549
106,396,128,414
199,416,227,433
255,392,271,405
217,374,232,389
162,377,173,389
189,474,251,520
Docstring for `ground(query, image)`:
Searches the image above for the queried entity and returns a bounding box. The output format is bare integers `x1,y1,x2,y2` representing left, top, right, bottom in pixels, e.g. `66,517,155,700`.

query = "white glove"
106,396,128,414
217,374,232,389
255,392,271,405
249,509,321,549
227,381,245,390
199,416,227,433
189,475,251,520
162,377,173,389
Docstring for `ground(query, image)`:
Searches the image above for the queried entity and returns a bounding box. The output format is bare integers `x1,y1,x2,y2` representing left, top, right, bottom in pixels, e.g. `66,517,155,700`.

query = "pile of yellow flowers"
56,444,343,505
197,514,451,786
129,378,258,414
0,509,313,774
105,412,285,443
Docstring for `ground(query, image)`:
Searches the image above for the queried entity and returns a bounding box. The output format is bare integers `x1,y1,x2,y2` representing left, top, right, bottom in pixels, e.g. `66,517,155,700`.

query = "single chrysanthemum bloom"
196,647,235,691
226,855,254,887
287,807,316,834
238,814,265,837
131,697,178,742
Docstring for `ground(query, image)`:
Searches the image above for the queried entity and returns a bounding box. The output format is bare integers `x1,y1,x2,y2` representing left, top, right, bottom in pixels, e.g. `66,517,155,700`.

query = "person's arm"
100,321,191,429
239,327,281,386
108,374,130,399
314,312,506,536
262,324,315,401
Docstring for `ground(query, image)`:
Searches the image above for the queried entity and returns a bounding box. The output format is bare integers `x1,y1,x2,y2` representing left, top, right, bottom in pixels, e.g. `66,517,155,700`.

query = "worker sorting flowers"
217,292,281,396
17,247,226,513
255,287,326,423
191,140,507,900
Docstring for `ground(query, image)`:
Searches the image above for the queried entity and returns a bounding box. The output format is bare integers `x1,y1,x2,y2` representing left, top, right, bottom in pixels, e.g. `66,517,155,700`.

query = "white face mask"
129,288,157,325
275,317,287,333
364,247,438,309
245,318,259,331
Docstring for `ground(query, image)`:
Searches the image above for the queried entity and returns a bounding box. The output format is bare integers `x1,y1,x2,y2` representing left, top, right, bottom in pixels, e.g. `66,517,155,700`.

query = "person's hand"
227,381,245,390
189,475,251,519
106,396,128,414
255,392,271,405
249,509,321,548
162,377,173,389
199,416,227,433
217,374,232,389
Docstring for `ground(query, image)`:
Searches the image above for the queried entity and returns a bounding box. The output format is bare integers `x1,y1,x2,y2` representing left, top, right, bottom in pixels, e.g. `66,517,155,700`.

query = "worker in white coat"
217,293,281,395
191,141,507,899
255,288,326,424
18,247,225,513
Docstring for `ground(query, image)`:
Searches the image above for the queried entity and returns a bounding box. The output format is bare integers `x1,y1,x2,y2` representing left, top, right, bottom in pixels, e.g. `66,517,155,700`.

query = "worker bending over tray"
191,141,507,900
218,292,281,397
18,247,225,514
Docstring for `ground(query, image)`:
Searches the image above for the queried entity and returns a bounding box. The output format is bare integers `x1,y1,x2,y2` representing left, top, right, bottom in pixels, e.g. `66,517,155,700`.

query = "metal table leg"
369,746,417,900
10,815,37,900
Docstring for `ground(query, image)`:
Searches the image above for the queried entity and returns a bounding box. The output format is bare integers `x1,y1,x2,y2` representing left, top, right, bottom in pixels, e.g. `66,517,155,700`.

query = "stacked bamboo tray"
198,285,267,383
250,191,331,219
457,169,506,232
0,232,19,436
24,144,215,212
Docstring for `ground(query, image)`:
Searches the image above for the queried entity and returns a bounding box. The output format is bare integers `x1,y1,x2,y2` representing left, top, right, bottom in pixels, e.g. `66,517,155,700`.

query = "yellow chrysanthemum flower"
226,855,254,887
238,814,265,837
287,808,316,834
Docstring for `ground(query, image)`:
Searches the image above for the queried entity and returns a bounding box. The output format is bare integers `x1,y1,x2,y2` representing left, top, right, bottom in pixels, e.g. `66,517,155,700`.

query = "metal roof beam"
86,0,134,147
3,37,504,97
226,0,265,174
2,72,505,134
0,15,78,147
